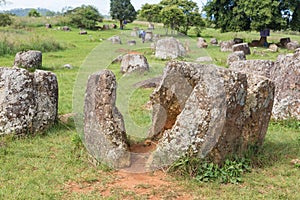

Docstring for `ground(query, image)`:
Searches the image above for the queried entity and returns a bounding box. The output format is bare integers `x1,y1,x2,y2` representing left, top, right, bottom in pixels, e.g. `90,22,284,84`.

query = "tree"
139,3,162,23
204,0,287,32
110,0,137,29
66,5,103,30
139,0,204,35
0,13,12,27
28,9,41,17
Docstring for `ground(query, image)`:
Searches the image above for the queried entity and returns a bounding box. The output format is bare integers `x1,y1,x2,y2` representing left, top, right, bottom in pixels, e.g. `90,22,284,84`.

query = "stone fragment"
155,37,186,59
210,38,218,45
197,37,208,48
84,70,130,168
227,51,246,66
220,40,234,52
269,44,279,52
120,54,149,74
286,41,300,51
14,50,42,69
232,43,251,55
108,36,122,44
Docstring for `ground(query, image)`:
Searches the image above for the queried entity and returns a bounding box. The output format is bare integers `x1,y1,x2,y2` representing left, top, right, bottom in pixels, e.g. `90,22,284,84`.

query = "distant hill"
1,8,56,16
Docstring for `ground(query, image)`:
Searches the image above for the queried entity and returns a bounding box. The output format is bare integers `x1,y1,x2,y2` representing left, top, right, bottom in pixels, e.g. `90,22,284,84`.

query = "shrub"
168,156,251,184
0,13,12,27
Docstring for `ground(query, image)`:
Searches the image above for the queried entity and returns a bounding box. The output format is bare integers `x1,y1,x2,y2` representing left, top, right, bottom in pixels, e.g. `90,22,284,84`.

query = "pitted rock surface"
272,51,300,120
229,54,300,120
227,51,246,66
147,61,274,169
84,70,130,168
0,67,58,135
120,54,149,74
229,60,275,78
14,50,42,69
155,37,186,59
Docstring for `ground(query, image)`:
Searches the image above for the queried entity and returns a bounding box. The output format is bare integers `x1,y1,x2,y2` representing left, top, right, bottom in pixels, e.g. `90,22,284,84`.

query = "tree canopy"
65,5,103,30
110,0,137,29
139,0,204,35
204,0,300,32
28,9,41,17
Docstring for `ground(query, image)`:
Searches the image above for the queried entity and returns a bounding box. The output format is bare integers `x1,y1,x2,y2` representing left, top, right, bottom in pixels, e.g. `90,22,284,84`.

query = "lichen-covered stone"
155,37,186,59
227,51,246,66
14,50,42,69
84,70,130,168
120,54,149,74
0,67,58,135
271,51,300,120
147,61,274,169
229,60,275,78
32,70,58,133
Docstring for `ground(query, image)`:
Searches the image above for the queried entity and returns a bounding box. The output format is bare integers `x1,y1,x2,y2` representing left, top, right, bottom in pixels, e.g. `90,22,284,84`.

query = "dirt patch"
65,170,193,199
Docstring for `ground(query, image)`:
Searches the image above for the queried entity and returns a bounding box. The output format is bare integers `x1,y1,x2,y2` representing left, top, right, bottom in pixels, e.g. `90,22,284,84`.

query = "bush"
168,156,251,184
0,13,12,27
65,5,103,30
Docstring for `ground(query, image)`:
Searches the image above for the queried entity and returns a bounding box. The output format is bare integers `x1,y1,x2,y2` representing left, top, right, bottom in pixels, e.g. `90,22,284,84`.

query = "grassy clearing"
0,19,299,199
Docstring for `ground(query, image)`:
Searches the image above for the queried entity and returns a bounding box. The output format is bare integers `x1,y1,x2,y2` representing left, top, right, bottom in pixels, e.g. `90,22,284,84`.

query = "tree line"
204,0,300,32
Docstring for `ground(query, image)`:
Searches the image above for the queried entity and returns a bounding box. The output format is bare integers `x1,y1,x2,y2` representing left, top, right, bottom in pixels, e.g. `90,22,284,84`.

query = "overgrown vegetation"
168,156,251,184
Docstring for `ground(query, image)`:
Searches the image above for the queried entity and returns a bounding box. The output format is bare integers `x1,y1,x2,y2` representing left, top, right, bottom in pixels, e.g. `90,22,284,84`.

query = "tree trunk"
259,36,268,47
119,20,123,30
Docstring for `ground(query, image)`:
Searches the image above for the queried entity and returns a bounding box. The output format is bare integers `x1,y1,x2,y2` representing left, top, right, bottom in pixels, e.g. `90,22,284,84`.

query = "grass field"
0,18,299,199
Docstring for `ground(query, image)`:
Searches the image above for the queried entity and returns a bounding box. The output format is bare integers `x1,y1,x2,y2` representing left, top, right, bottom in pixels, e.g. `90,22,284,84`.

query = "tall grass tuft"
0,30,66,56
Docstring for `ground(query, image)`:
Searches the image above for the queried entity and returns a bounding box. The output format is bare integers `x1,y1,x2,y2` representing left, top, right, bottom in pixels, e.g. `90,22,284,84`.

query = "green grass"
0,19,299,199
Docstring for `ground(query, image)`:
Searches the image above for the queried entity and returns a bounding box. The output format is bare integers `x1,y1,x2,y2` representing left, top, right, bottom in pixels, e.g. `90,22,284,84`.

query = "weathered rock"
196,56,213,62
45,23,52,28
64,64,73,69
229,55,300,120
14,50,42,69
108,36,122,44
197,37,208,48
280,37,291,47
227,51,246,66
269,44,279,52
62,26,71,31
112,55,123,64
210,38,218,45
229,60,275,78
232,43,251,55
127,40,136,46
133,76,162,88
145,31,153,42
0,67,58,135
234,38,244,44
155,37,186,59
32,70,58,133
286,41,300,51
148,61,274,169
271,52,300,120
220,40,234,52
120,54,150,74
79,30,87,35
84,70,130,168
